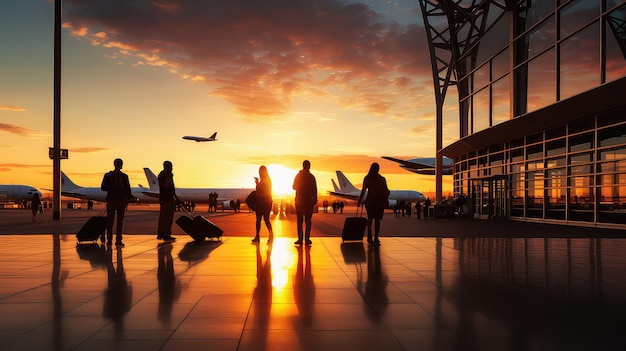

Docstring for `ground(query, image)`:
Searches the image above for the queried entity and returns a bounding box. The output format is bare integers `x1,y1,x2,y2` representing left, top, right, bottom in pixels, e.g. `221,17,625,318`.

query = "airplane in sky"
328,170,427,207
0,185,42,201
59,172,157,203
142,168,254,208
182,132,218,142
381,156,454,175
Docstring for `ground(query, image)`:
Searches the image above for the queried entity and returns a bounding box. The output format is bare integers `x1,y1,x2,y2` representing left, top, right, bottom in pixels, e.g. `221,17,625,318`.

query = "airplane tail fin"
60,172,80,190
143,168,160,191
210,132,217,140
335,171,360,193
331,178,340,192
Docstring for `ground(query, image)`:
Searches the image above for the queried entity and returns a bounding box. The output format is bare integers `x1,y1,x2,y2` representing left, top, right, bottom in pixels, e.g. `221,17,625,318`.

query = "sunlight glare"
270,239,295,289
266,164,297,197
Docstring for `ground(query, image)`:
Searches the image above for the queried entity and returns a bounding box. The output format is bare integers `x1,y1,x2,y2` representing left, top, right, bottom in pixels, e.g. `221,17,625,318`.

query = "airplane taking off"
0,185,42,201
142,168,254,207
182,132,218,142
59,172,156,203
381,156,454,175
328,170,426,207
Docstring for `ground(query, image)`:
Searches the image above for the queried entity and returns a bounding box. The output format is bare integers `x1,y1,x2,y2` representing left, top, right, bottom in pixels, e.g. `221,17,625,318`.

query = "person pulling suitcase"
357,163,390,246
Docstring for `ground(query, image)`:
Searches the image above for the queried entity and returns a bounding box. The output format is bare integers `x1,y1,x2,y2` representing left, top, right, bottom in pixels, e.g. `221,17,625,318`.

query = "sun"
266,164,297,197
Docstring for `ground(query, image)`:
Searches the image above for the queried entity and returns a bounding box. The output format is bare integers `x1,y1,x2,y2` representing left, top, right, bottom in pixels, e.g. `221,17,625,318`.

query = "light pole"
53,0,62,220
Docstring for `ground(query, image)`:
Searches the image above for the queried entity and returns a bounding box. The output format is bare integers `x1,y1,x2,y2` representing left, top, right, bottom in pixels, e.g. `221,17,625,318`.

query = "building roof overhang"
441,77,626,158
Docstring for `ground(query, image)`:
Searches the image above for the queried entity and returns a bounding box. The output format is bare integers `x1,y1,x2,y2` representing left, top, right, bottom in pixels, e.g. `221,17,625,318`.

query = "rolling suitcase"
341,207,366,241
76,208,107,243
176,208,223,242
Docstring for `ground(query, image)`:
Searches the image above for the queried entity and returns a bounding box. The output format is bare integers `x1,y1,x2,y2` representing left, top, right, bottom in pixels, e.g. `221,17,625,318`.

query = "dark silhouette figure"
294,245,315,327
157,161,180,241
31,192,41,222
357,163,390,246
252,165,274,244
424,197,431,218
103,247,132,336
87,199,94,211
157,242,180,327
292,160,317,246
101,158,134,247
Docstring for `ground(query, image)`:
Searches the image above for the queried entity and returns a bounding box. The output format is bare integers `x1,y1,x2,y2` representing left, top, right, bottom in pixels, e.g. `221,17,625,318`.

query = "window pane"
560,0,600,39
599,125,626,147
560,22,601,100
527,49,556,112
473,88,490,133
569,132,593,152
518,1,556,34
528,15,556,59
599,147,626,161
492,76,510,126
605,7,626,83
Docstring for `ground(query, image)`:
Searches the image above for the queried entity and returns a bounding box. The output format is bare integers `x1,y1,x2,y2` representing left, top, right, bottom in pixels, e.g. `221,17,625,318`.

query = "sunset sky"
0,0,455,199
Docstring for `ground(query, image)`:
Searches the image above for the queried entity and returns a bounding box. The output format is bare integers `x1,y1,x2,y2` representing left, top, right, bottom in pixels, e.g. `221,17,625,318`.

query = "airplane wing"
381,156,439,175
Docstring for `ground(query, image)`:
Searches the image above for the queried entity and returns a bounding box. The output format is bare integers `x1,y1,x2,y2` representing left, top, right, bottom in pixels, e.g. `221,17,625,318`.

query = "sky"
0,0,454,199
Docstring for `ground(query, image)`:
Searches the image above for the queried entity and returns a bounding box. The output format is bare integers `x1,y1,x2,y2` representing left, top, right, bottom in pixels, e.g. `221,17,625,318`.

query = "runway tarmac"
1,204,624,238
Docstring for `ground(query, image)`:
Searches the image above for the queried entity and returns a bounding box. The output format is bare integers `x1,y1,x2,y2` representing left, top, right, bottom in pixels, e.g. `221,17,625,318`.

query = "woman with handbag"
251,165,274,243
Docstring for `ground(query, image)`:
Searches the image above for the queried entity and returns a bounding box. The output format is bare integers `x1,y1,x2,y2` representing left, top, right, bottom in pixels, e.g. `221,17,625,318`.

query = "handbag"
245,191,258,211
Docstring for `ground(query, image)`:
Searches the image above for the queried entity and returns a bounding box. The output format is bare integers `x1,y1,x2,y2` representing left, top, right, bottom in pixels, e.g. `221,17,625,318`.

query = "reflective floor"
1,233,626,350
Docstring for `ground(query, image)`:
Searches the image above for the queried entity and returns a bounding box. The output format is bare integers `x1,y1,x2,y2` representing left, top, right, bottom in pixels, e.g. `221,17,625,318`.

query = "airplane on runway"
182,132,218,142
328,170,426,207
381,156,454,175
142,168,254,208
59,172,157,203
0,185,42,201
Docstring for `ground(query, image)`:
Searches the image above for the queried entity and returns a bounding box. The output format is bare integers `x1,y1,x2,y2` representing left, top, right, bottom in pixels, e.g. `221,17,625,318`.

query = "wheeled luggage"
76,208,107,243
341,207,366,241
176,208,223,242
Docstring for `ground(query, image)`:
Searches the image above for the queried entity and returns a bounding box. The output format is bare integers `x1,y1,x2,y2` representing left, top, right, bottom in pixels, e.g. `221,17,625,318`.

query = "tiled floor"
1,232,626,350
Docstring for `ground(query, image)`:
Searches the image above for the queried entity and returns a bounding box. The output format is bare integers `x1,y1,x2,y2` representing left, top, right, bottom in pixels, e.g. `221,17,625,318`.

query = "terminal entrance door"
470,176,507,219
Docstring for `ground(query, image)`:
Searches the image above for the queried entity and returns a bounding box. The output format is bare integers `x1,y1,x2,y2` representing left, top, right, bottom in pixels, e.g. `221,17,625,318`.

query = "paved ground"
1,206,626,350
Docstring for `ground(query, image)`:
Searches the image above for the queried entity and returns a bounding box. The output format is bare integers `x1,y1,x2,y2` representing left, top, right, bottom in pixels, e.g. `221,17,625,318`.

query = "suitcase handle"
179,204,195,218
356,205,364,217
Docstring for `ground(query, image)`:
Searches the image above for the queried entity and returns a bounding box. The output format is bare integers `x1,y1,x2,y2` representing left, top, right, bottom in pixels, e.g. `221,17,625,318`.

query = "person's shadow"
158,242,181,327
103,247,132,335
294,245,315,326
359,245,388,321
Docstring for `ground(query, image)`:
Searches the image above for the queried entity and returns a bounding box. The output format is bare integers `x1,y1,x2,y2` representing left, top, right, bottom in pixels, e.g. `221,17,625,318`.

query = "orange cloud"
0,105,26,112
62,0,430,121
0,123,44,137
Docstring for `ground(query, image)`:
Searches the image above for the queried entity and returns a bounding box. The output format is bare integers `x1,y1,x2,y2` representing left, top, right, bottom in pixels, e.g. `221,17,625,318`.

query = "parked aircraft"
328,170,426,207
60,172,156,203
0,185,42,201
182,132,218,142
381,156,454,175
142,168,254,208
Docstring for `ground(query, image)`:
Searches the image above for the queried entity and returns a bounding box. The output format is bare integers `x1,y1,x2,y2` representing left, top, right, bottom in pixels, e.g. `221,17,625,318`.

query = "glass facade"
447,1,626,228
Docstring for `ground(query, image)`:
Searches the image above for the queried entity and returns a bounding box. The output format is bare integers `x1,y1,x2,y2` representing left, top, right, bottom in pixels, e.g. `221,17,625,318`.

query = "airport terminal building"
421,1,626,228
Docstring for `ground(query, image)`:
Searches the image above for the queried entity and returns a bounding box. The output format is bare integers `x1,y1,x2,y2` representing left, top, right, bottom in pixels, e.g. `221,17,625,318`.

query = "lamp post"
53,0,62,220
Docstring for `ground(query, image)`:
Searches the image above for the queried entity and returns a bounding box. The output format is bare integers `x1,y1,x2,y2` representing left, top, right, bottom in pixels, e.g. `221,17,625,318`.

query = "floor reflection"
103,247,132,336
449,237,626,349
157,242,181,327
294,245,315,326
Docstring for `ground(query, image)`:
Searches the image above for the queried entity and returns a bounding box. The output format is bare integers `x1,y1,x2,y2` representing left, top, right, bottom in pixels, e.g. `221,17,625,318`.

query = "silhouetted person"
157,161,180,241
31,193,41,222
424,197,431,218
101,158,134,247
293,160,317,246
87,199,94,211
252,165,273,244
357,163,390,246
